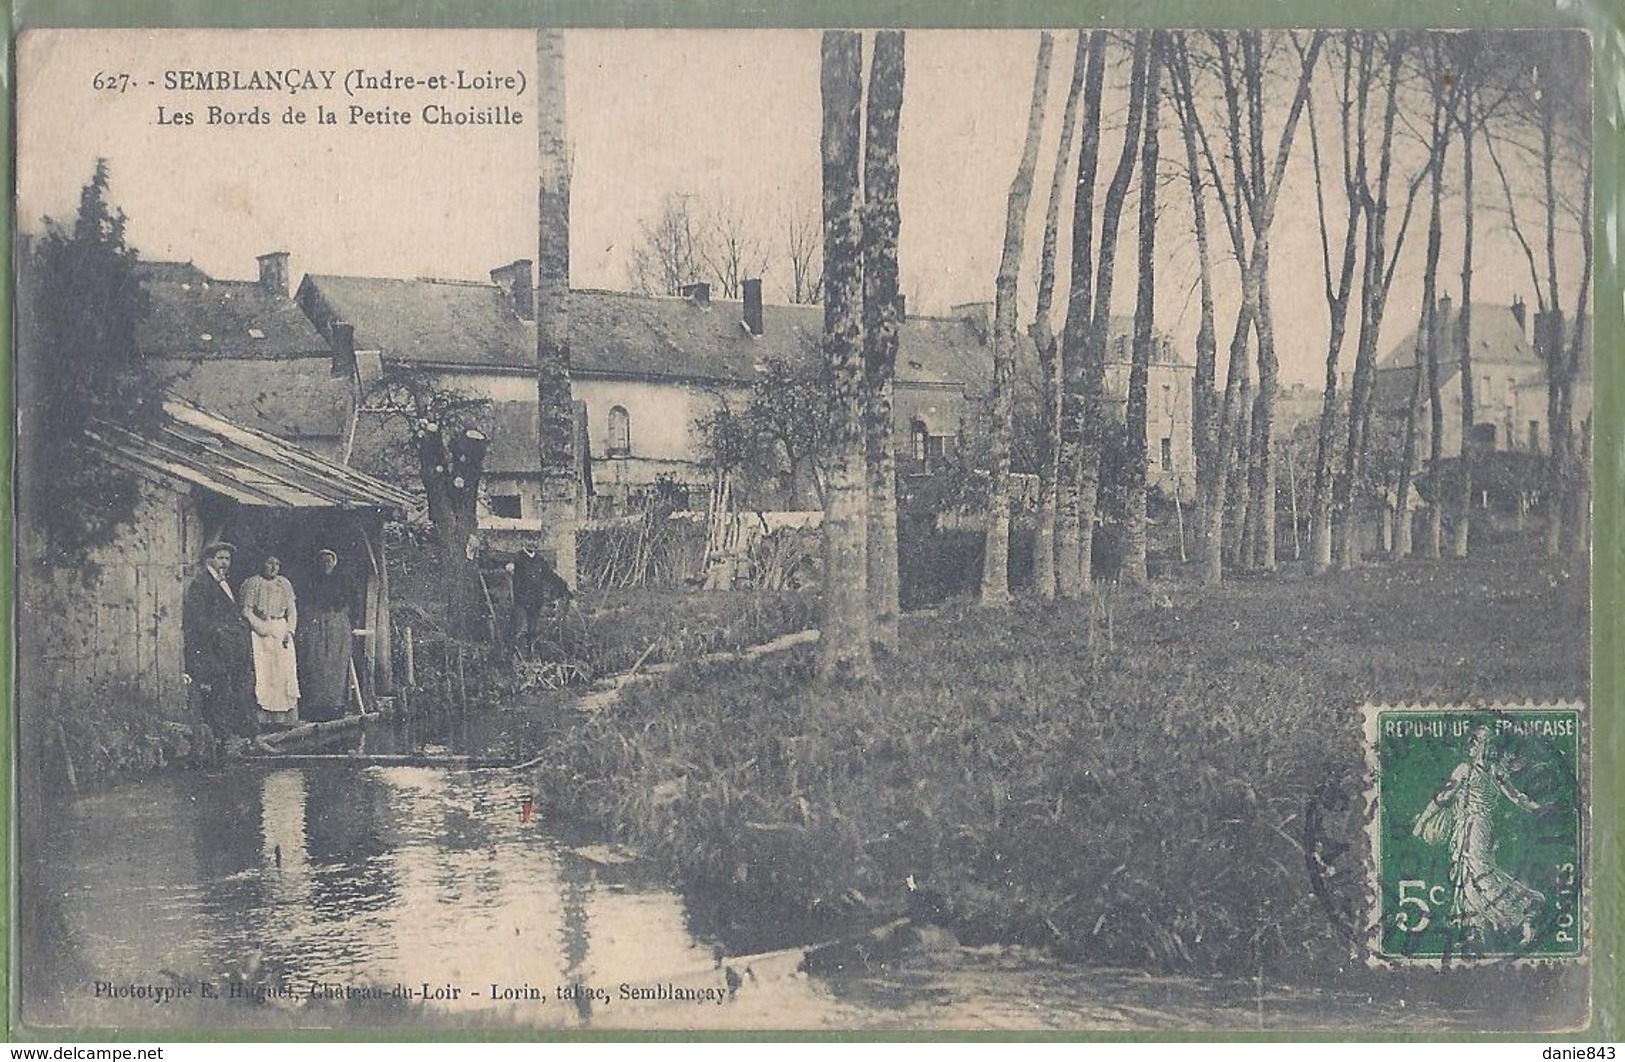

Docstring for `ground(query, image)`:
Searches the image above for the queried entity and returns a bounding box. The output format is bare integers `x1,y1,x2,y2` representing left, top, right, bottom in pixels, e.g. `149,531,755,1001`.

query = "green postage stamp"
1364,704,1586,963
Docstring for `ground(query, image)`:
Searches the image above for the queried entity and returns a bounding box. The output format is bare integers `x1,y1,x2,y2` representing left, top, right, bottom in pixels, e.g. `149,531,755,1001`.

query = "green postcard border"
3,0,1620,1045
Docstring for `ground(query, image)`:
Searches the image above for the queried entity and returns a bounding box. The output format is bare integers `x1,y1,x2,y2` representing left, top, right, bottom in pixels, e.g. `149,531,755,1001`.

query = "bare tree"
700,195,771,300
1077,32,1151,586
1442,33,1518,558
1395,48,1455,562
981,31,1053,606
1182,31,1321,582
1028,32,1089,599
783,200,824,305
1305,33,1371,573
817,30,873,681
1168,35,1220,571
1486,30,1593,556
863,29,906,653
1056,30,1109,598
1121,31,1166,585
1335,32,1422,570
629,192,703,296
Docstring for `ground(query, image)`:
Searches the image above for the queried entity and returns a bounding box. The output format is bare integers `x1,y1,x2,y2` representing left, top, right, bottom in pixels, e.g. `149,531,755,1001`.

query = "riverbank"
533,549,1589,977
42,586,818,791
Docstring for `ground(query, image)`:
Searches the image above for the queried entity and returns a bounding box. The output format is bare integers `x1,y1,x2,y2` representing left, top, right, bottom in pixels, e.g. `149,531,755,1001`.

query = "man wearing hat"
182,541,255,741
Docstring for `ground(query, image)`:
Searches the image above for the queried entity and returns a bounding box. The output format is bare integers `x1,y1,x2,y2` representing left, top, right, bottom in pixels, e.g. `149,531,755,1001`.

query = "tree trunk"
863,29,905,652
1084,31,1151,585
982,31,1053,606
1251,256,1280,571
1452,113,1476,559
1307,34,1368,573
817,30,874,682
536,28,579,584
1057,32,1109,598
1337,38,1406,571
417,425,490,641
1169,37,1219,570
1029,32,1088,601
1122,32,1164,586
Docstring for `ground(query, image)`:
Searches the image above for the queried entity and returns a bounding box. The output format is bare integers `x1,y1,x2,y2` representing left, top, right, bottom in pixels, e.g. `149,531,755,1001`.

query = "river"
22,721,1586,1034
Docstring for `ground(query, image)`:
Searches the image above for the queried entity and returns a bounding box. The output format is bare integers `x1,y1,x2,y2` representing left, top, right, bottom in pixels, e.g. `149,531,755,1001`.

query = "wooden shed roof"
88,399,414,513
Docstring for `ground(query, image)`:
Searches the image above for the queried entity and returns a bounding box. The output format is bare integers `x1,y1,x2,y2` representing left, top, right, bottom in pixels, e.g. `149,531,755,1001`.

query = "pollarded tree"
536,27,580,581
363,370,493,641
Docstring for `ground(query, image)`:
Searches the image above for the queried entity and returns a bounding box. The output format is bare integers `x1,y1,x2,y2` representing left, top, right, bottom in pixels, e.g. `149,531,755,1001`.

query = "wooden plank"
248,753,520,769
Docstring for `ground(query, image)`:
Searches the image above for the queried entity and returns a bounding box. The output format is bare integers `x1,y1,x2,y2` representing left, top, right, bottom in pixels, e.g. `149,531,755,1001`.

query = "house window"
1529,420,1541,451
911,419,929,462
607,405,631,457
1160,437,1173,472
490,494,522,519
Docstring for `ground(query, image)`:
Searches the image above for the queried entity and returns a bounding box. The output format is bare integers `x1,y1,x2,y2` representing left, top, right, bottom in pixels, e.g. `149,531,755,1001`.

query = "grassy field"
534,546,1588,976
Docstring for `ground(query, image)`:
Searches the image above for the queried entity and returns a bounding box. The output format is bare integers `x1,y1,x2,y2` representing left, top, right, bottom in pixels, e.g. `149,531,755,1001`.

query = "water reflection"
29,760,1557,1032
31,763,848,1030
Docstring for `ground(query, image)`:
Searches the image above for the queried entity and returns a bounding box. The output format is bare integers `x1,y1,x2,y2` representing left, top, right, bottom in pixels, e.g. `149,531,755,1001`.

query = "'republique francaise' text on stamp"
1363,704,1585,963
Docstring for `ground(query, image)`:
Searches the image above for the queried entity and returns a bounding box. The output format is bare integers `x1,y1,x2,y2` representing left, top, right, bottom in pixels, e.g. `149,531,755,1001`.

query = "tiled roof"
135,260,331,359
90,399,412,513
1374,303,1591,412
151,356,352,445
1378,303,1536,372
296,273,1009,392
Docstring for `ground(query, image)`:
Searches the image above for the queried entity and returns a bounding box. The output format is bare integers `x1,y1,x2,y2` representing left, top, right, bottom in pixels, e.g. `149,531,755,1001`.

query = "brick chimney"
257,251,290,296
1511,295,1527,337
490,259,534,321
951,301,994,344
330,320,356,378
742,278,764,335
681,281,711,306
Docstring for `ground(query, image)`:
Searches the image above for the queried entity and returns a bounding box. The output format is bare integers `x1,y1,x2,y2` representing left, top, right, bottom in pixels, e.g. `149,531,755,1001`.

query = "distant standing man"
183,541,254,740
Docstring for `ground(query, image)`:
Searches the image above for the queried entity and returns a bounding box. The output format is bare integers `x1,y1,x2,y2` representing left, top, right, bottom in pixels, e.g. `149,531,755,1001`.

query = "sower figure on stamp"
298,548,360,723
1412,724,1548,946
182,541,256,742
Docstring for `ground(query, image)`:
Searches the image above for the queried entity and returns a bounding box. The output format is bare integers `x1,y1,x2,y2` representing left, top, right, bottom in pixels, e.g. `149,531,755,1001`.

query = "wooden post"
362,520,394,695
403,625,416,687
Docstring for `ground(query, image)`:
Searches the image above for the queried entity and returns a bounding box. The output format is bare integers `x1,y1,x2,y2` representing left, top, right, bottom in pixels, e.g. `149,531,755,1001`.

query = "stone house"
19,399,412,718
295,264,1013,520
134,253,354,461
1373,298,1594,459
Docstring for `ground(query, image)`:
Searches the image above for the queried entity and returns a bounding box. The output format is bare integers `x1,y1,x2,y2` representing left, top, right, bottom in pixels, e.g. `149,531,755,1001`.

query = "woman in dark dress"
298,548,358,722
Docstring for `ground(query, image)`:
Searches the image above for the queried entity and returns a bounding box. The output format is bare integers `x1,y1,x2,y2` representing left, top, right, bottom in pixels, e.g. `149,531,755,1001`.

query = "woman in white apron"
240,554,301,727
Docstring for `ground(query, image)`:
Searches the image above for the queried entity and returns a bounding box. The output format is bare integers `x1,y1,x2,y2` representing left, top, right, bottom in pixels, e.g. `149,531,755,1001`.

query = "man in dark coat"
183,541,255,739
510,546,571,648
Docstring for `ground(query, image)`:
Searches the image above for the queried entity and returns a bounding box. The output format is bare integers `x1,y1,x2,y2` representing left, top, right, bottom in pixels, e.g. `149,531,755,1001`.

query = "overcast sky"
15,28,1588,386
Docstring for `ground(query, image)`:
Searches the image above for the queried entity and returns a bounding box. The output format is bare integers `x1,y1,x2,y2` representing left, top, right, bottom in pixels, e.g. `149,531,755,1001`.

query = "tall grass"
534,550,1588,975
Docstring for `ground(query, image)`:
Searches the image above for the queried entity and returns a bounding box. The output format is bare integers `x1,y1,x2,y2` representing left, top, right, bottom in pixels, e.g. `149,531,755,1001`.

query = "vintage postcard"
8,21,1604,1036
